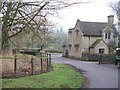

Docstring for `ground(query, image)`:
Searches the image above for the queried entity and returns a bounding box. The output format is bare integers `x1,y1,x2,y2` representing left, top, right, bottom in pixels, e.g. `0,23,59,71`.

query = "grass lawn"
2,63,84,88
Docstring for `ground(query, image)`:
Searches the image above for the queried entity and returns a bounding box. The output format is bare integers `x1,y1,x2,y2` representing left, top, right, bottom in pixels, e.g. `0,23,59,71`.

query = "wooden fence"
2,52,52,78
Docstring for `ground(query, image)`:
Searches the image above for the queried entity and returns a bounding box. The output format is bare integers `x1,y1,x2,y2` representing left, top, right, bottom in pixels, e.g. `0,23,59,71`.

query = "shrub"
82,53,116,64
45,49,62,53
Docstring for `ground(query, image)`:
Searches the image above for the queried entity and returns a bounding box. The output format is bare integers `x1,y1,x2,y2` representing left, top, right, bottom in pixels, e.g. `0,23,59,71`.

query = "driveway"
51,53,119,88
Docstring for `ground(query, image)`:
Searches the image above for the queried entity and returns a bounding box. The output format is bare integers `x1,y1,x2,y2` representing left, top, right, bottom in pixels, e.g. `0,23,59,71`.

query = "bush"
82,53,116,64
45,49,62,53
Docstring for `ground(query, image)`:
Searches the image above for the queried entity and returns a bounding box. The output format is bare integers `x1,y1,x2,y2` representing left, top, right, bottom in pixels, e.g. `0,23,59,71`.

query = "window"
74,44,79,53
99,48,105,53
69,47,71,51
105,33,107,39
69,44,72,52
75,46,79,53
108,32,111,39
105,32,111,39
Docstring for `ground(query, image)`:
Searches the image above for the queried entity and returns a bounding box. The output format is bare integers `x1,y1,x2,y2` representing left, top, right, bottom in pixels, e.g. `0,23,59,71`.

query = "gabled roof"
73,19,118,36
90,39,107,48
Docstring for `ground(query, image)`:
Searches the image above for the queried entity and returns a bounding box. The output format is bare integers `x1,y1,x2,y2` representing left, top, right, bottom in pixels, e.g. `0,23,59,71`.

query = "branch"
9,39,20,48
31,29,42,40
7,1,49,39
18,9,38,26
9,2,21,27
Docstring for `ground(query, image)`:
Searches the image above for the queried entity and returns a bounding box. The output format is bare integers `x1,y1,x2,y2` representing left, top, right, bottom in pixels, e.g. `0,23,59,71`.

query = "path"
51,53,119,88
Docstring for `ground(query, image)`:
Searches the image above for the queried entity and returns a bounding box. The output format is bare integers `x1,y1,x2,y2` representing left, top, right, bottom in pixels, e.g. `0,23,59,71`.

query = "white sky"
49,0,118,31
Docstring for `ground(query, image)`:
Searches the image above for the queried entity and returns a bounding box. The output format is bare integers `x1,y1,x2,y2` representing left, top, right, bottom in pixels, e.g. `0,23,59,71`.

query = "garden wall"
81,53,116,64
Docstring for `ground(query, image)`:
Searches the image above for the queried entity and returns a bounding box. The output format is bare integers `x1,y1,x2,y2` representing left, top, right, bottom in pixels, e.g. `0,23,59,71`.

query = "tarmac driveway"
51,53,119,88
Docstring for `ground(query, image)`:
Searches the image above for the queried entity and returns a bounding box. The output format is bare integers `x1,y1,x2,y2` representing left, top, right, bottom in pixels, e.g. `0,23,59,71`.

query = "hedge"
81,53,116,64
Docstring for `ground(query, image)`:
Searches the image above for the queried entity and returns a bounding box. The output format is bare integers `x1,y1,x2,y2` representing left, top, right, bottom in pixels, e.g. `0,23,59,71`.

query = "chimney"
108,15,114,26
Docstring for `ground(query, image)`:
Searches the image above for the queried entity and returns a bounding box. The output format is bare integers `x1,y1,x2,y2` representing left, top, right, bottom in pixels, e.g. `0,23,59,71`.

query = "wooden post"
45,52,48,71
41,57,43,73
43,52,44,59
14,56,17,77
45,52,47,61
31,57,33,75
49,54,51,69
47,53,49,71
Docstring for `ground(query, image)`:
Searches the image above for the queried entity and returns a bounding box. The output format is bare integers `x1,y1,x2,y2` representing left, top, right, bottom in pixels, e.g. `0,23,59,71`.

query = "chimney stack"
108,15,114,26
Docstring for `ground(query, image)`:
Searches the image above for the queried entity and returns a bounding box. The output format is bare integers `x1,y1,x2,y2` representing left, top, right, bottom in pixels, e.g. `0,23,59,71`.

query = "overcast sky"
49,0,118,31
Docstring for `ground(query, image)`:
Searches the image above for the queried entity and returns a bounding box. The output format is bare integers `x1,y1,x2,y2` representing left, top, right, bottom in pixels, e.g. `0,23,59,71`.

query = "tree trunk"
1,3,12,56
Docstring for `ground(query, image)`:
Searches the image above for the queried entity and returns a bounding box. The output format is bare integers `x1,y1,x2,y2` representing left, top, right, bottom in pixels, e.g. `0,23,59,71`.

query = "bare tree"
1,2,48,53
111,1,120,47
1,1,86,54
111,1,120,28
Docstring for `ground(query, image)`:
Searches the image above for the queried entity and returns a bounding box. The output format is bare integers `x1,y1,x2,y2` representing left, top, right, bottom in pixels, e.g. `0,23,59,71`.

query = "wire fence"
2,52,52,78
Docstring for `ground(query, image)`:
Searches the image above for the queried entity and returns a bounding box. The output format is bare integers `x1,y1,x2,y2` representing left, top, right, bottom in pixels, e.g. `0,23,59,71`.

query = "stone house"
67,15,118,59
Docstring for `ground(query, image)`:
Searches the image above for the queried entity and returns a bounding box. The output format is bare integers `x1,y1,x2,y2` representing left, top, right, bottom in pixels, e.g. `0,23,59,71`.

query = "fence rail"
2,52,52,78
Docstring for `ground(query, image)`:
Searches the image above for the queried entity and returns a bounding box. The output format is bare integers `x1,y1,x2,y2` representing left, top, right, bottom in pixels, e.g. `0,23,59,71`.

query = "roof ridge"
81,21,108,24
69,19,117,36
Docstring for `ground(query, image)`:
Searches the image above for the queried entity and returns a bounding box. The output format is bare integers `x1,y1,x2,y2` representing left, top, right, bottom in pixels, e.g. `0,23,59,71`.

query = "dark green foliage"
82,53,116,64
45,49,62,53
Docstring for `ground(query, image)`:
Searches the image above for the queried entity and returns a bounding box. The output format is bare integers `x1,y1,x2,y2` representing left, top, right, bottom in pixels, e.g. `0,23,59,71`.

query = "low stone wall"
81,53,116,64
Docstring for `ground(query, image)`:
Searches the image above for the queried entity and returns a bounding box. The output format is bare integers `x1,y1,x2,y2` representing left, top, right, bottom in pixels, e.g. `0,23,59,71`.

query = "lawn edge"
64,64,88,88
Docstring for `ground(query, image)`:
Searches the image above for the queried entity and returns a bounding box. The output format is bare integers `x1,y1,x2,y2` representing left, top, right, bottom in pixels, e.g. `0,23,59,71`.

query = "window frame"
69,45,72,52
99,48,105,54
105,32,111,39
75,46,79,53
105,33,107,39
74,44,79,53
108,32,111,39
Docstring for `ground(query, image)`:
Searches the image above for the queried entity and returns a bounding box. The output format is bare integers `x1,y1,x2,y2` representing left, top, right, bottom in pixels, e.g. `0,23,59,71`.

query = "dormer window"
108,32,111,39
105,32,111,39
105,33,107,39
